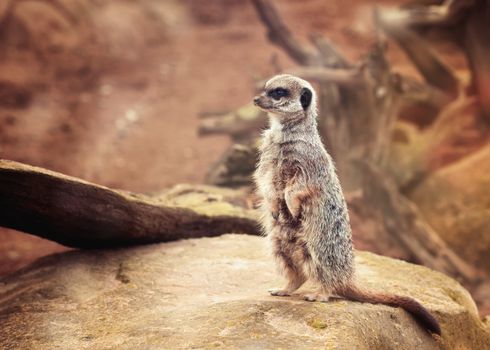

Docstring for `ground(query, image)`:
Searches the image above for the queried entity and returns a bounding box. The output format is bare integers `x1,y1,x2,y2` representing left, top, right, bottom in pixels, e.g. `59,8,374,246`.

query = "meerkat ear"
300,88,312,110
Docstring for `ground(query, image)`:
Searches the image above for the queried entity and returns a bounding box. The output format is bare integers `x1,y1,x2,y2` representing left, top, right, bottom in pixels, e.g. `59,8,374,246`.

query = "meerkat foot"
303,293,330,302
268,288,292,297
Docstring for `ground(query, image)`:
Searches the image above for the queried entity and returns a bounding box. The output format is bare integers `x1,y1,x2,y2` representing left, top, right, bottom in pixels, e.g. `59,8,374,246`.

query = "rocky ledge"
0,234,489,349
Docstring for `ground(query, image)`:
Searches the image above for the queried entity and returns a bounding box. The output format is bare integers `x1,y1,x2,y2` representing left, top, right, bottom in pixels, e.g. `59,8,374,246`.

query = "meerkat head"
253,74,317,119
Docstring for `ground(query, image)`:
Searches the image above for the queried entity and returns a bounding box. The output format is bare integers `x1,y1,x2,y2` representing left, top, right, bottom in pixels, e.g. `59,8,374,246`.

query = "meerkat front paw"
288,205,301,221
284,192,302,221
270,198,280,221
271,210,279,221
268,288,292,297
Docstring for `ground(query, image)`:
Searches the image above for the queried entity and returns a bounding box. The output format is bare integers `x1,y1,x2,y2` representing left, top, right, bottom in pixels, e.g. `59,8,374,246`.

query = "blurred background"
0,0,488,314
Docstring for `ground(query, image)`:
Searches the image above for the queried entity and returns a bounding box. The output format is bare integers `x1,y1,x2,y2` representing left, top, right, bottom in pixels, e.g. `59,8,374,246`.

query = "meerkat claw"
269,288,291,297
271,211,279,221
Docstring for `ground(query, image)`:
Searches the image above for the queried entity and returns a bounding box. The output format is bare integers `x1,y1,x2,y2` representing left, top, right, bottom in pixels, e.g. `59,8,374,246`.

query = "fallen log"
0,160,260,248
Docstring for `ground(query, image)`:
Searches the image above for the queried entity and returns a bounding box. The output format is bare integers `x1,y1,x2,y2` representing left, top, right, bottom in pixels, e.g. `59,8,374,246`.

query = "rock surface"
409,144,490,271
0,235,489,350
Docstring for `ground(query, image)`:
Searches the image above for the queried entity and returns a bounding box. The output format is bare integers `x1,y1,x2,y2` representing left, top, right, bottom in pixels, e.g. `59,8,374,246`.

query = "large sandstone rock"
0,235,488,349
408,144,490,271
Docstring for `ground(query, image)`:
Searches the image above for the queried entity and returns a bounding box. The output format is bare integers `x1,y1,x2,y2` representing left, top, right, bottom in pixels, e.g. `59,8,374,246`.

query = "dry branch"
357,160,482,285
309,33,350,68
198,104,266,139
250,0,320,66
398,75,452,111
394,0,474,26
0,160,259,248
379,0,489,120
378,9,460,98
285,66,363,86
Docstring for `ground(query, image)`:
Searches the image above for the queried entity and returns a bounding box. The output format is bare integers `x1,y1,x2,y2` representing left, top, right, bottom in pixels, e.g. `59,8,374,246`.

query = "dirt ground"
0,0,483,287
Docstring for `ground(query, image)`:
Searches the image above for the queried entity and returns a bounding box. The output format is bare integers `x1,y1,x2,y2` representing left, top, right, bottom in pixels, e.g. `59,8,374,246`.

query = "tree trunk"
0,160,259,248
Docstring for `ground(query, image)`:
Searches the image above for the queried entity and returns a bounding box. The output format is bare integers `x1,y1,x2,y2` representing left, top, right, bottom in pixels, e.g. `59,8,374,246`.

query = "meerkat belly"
255,164,280,205
255,144,283,208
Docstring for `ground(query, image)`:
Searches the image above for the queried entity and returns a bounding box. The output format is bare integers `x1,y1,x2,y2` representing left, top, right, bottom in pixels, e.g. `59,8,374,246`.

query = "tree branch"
250,0,320,66
309,33,350,68
378,8,461,97
389,0,474,27
198,104,267,139
285,66,363,86
0,160,259,248
398,75,453,111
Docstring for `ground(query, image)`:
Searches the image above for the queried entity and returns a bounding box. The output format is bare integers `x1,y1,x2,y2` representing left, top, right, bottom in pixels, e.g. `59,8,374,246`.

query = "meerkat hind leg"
269,266,306,297
269,278,305,296
303,286,332,302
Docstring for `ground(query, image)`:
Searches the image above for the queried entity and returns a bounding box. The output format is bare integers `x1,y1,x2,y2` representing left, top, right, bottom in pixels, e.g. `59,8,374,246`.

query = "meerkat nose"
253,96,261,105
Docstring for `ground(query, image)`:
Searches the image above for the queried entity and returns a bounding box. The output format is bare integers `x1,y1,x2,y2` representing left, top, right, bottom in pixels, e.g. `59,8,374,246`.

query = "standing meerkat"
253,74,441,335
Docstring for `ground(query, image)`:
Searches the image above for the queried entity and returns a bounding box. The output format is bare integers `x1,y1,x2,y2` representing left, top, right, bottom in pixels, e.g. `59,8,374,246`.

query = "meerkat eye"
267,88,289,100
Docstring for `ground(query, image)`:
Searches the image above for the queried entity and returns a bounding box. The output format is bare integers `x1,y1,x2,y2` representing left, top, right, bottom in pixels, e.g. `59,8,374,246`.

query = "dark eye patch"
267,88,289,100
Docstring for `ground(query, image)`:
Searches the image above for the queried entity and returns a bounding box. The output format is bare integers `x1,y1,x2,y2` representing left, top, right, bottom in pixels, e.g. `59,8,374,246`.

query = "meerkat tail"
337,284,441,336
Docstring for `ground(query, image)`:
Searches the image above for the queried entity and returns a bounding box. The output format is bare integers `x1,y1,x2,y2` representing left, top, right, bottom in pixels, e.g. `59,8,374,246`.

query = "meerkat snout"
253,74,315,117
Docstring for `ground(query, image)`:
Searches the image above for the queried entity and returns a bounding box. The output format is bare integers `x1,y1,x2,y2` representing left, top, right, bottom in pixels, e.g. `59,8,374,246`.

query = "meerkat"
253,74,441,335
